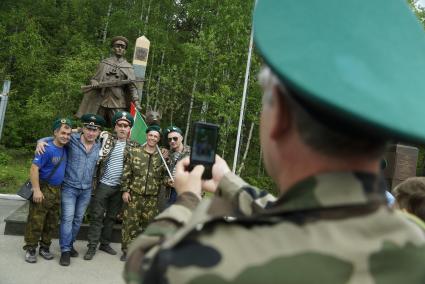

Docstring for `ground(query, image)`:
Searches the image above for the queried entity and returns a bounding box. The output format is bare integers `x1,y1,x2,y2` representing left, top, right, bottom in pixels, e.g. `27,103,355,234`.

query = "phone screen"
190,122,219,179
192,126,216,163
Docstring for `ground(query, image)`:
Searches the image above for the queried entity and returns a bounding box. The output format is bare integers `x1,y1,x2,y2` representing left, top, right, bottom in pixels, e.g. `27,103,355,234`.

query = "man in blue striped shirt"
84,111,139,260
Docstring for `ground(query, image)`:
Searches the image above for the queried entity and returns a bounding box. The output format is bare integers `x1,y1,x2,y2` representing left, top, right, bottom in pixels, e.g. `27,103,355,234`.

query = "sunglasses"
168,137,179,142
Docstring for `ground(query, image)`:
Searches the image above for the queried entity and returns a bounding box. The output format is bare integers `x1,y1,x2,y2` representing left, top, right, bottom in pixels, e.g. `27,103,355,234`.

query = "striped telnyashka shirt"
100,140,126,186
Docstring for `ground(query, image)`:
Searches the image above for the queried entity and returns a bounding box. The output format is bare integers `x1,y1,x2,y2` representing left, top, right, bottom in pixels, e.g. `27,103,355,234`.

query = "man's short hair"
259,66,387,158
393,177,425,222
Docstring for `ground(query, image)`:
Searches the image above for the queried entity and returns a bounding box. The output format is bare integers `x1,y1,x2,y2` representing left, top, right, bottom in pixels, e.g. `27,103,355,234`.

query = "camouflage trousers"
121,194,158,250
23,183,61,250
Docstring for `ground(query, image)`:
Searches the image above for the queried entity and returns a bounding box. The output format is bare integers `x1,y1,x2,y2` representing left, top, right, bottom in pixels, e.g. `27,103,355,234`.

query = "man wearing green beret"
24,118,72,263
83,111,140,260
36,113,105,266
76,36,141,127
162,125,191,207
120,125,165,261
123,1,425,283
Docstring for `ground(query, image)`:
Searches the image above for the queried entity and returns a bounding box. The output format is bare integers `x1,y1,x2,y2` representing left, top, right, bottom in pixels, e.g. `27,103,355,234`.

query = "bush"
0,151,12,166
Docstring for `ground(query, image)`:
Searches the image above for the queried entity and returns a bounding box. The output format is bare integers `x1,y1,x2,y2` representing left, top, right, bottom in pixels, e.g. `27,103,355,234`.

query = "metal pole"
232,15,255,173
0,80,11,142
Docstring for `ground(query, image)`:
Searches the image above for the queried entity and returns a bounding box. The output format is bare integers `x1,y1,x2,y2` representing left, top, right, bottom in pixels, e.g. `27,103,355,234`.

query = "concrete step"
4,202,122,243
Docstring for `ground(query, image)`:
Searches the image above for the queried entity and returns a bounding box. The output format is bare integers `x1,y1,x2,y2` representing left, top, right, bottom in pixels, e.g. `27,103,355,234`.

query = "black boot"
84,246,97,260
59,251,71,266
99,244,117,255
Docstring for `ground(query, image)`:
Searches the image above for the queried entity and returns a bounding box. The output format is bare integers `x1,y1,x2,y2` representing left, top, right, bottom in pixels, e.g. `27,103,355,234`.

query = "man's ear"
270,87,291,141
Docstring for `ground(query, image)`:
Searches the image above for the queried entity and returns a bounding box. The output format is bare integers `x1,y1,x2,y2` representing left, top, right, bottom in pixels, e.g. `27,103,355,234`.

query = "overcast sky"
417,0,425,7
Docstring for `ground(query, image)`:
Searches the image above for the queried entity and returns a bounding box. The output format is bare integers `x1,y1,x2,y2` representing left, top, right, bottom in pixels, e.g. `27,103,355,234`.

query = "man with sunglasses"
84,111,139,261
164,126,190,207
76,36,141,127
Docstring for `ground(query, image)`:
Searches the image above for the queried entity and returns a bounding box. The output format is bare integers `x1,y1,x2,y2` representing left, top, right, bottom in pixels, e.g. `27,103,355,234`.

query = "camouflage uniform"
23,183,61,250
124,172,425,283
121,145,165,251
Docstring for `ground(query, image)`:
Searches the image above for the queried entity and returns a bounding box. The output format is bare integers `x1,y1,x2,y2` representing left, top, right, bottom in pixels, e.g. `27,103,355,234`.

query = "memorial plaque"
383,144,418,190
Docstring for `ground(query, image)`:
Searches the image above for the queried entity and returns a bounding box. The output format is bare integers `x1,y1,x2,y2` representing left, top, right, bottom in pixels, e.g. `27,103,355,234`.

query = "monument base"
383,144,418,190
4,202,122,243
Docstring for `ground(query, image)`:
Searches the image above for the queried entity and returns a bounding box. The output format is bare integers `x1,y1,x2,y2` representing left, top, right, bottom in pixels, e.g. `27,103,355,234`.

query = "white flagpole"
232,6,256,173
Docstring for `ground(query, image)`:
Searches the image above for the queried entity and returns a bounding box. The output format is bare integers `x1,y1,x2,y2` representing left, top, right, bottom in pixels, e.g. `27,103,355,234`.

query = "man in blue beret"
83,111,140,261
37,113,105,266
24,118,72,263
124,1,425,283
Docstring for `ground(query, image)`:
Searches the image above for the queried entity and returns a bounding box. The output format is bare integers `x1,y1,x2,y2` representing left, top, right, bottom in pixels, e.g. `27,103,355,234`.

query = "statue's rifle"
81,79,145,92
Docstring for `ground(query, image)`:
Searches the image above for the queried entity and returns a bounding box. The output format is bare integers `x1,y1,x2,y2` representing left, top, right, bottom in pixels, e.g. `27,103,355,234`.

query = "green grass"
0,147,33,194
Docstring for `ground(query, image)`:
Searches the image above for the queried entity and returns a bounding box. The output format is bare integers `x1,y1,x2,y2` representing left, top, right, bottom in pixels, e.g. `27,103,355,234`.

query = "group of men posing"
23,111,190,266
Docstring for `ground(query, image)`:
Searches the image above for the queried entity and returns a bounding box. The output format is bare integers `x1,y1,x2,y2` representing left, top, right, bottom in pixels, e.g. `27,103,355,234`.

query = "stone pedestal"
4,202,122,243
383,144,418,190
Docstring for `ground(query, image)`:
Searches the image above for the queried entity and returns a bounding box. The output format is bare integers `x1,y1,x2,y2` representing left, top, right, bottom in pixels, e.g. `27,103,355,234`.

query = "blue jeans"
59,185,91,252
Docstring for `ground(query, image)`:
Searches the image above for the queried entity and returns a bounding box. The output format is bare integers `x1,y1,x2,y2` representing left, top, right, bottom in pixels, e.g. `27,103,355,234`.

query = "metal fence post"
0,80,11,142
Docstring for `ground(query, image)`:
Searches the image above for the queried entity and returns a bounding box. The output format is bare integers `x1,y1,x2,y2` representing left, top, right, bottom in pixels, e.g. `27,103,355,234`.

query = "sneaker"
84,246,96,260
120,251,127,262
59,251,71,266
25,248,37,263
99,244,117,255
70,246,79,258
39,247,54,260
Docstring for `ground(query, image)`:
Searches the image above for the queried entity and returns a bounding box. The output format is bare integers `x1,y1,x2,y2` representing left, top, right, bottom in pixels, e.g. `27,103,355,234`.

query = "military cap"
146,125,161,135
253,0,425,143
165,126,183,136
52,118,73,131
81,113,105,130
112,111,134,127
111,36,129,48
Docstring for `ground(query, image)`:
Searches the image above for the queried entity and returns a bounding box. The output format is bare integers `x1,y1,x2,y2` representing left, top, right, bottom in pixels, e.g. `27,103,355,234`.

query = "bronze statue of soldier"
77,36,142,127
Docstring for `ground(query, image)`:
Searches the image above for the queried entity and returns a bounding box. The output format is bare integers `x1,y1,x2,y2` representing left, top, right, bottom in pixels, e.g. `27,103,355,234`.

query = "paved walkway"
0,198,126,284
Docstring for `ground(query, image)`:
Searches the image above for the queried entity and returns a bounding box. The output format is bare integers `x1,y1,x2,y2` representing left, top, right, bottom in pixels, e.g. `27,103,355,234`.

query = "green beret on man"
81,113,105,130
110,36,129,48
146,125,161,135
165,126,182,136
112,111,134,127
52,118,73,131
253,0,425,143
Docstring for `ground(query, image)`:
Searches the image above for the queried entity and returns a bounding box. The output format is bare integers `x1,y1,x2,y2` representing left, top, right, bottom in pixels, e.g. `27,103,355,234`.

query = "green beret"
112,111,134,127
111,36,129,48
253,0,425,143
165,125,182,136
52,118,73,131
81,113,105,130
146,125,161,135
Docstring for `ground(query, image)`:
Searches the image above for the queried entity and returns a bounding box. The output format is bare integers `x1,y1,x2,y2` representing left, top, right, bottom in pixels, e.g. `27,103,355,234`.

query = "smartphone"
189,122,219,179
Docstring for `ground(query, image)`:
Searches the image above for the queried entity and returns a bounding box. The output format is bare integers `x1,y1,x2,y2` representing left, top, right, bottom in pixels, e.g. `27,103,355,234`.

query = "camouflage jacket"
168,145,191,180
94,132,140,189
124,172,425,284
121,145,165,196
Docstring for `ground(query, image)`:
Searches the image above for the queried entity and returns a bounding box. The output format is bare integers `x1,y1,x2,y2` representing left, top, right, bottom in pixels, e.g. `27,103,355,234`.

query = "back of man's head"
259,66,387,159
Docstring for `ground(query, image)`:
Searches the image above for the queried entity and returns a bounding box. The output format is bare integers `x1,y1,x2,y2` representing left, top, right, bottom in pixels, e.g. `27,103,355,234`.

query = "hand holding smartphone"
189,122,219,179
